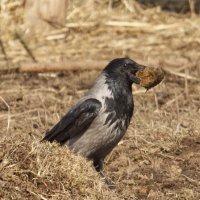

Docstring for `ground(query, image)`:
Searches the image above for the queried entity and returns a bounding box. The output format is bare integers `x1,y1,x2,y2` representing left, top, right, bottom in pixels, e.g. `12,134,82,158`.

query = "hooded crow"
42,58,146,172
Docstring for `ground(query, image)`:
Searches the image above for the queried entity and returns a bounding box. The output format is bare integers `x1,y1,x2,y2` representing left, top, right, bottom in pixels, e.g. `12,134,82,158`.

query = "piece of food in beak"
136,67,164,90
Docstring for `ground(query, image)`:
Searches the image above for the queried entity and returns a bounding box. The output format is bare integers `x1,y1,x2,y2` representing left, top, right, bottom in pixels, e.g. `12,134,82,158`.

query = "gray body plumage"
43,58,145,171
66,73,128,160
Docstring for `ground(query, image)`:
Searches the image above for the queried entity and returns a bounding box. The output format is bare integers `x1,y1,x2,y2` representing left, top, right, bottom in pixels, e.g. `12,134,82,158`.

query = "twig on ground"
0,96,11,133
163,94,183,108
0,38,9,63
182,174,200,186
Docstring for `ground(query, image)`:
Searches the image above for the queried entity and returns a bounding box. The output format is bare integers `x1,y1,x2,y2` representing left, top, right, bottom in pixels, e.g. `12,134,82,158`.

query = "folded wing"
42,98,102,145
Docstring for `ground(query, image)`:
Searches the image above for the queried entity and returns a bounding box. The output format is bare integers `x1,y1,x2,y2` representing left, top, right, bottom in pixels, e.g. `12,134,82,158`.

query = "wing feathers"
42,98,101,145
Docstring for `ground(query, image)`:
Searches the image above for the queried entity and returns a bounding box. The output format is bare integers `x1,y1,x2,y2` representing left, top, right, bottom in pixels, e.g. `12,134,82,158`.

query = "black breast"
103,79,134,130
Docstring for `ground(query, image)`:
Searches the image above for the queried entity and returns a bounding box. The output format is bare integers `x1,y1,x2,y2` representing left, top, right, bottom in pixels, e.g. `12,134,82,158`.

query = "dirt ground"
0,67,199,199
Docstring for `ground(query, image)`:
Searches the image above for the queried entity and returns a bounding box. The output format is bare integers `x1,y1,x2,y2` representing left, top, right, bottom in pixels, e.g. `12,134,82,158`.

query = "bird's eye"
124,63,128,67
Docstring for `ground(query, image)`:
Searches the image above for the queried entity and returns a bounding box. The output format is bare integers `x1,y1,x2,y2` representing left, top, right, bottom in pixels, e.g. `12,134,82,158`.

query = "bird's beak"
136,64,146,72
132,64,146,84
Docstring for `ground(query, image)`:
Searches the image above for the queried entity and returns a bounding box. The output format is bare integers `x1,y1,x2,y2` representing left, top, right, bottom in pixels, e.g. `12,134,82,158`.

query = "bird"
42,58,146,173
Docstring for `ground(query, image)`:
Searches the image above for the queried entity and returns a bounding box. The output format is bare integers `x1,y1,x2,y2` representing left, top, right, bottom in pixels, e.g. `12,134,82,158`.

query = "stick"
163,67,199,81
19,60,108,73
46,34,66,41
0,38,9,62
0,96,11,133
105,21,179,31
182,174,200,186
15,32,37,63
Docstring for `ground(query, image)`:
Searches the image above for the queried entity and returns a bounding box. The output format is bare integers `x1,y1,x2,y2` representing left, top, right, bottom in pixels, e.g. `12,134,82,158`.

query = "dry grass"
0,0,200,199
0,134,117,200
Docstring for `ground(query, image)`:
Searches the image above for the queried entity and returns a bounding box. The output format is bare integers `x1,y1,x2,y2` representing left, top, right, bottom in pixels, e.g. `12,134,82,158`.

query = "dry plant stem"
163,67,199,81
163,94,183,108
122,0,134,13
0,96,11,133
105,21,180,31
154,93,159,111
15,32,37,63
182,174,200,186
0,108,43,120
46,34,66,41
175,92,180,124
0,38,9,62
184,68,189,99
27,190,48,200
189,0,196,17
108,0,113,11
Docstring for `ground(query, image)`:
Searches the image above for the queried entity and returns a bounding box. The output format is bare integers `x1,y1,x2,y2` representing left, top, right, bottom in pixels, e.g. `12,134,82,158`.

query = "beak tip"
137,64,146,71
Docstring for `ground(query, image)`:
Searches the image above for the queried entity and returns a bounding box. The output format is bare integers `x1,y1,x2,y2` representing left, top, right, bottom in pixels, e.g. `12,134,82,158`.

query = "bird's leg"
93,158,115,189
93,158,103,172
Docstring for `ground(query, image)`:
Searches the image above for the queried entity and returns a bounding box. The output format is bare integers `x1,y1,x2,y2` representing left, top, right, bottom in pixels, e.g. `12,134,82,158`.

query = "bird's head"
104,58,146,85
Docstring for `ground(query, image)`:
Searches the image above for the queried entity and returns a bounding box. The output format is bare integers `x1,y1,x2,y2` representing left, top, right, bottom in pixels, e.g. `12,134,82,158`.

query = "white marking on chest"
87,73,113,103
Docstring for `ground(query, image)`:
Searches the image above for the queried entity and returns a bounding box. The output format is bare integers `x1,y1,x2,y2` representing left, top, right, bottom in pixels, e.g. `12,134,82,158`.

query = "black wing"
42,98,101,145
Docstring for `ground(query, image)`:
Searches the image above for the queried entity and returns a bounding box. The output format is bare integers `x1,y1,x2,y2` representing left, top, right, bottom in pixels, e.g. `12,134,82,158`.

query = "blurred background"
1,0,200,68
